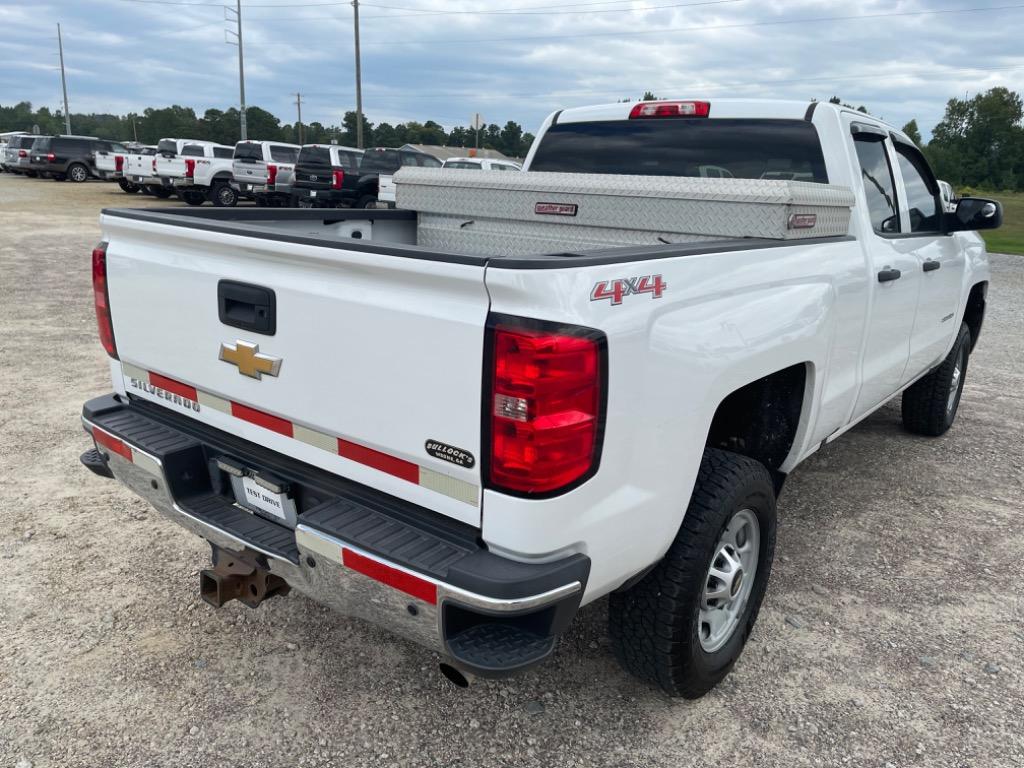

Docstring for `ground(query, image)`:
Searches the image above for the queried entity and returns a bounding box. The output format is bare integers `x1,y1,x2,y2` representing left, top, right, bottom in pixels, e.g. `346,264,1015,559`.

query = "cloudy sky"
1,0,1022,138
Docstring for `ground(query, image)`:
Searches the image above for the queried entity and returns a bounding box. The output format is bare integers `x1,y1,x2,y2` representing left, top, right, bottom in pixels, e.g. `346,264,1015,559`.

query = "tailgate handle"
218,280,276,335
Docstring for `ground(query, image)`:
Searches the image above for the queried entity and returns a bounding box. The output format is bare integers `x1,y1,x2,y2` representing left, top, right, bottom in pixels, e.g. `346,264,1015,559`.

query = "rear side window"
894,143,940,232
33,137,51,151
157,139,178,156
213,146,234,159
269,145,298,163
853,137,899,234
530,118,829,182
17,136,35,149
181,145,205,157
233,142,263,161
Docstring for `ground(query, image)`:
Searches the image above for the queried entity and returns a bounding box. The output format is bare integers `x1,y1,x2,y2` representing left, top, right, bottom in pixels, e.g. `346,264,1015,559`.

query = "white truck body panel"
90,100,990,608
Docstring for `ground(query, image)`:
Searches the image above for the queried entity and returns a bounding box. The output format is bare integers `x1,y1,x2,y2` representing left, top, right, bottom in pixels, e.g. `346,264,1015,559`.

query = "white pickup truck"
152,139,237,206
123,145,168,198
231,140,301,206
79,99,1001,697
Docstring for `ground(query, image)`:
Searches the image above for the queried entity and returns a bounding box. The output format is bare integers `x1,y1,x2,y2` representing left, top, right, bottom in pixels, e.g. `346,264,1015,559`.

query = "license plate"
239,475,289,521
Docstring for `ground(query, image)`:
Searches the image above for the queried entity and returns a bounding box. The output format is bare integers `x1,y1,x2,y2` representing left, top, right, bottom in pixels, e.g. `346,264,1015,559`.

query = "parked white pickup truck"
80,99,1000,697
152,139,237,206
231,140,301,206
123,145,167,198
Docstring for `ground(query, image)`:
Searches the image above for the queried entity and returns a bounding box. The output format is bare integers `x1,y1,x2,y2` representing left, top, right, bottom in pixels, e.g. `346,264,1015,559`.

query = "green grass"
977,190,1024,255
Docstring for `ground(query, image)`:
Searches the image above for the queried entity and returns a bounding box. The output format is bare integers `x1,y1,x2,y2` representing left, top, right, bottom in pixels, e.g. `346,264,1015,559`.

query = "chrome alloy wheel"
948,346,966,413
699,508,760,652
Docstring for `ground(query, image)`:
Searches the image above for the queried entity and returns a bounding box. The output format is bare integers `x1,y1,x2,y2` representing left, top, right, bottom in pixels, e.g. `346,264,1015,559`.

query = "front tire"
67,163,89,183
608,448,777,698
901,322,971,436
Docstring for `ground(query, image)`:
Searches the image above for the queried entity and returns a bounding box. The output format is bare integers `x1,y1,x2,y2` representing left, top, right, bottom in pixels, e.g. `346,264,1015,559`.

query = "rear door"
848,123,922,417
103,215,489,525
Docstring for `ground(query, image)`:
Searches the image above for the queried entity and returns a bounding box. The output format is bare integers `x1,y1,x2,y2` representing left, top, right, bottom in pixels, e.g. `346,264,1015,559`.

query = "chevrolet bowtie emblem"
219,340,282,380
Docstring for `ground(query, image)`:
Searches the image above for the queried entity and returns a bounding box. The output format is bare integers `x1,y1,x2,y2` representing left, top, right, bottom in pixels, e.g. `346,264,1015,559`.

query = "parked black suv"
28,136,126,182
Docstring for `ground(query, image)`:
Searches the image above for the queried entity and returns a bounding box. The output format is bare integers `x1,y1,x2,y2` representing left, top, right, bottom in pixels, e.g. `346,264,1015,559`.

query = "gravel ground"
1,171,1022,768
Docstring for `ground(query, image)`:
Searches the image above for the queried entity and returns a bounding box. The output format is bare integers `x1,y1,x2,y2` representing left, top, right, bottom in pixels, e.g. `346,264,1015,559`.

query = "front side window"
853,137,899,234
894,143,940,232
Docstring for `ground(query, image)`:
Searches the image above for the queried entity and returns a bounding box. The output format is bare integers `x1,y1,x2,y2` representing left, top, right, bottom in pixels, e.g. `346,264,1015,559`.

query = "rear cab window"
299,146,331,164
157,139,178,156
530,118,828,182
360,150,402,173
233,142,264,161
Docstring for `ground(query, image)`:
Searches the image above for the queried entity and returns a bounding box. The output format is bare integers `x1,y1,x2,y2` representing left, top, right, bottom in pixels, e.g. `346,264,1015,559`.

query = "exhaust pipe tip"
438,662,471,689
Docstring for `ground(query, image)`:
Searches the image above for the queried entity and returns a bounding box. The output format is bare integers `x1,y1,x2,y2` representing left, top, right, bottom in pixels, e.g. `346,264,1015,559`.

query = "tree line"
4,88,1021,189
0,102,536,159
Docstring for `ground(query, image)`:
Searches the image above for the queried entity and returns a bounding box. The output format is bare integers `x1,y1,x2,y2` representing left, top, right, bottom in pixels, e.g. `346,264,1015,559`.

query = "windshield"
530,118,829,182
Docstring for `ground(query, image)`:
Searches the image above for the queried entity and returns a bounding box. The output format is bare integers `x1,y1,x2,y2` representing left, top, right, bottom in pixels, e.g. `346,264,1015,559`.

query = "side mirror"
946,197,1003,232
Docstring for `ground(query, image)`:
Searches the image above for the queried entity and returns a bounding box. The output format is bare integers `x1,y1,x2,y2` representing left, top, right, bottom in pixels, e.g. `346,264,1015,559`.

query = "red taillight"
152,157,157,171
487,320,604,495
46,152,56,162
184,158,196,178
115,155,124,171
92,242,117,359
267,163,278,186
629,100,710,119
18,149,26,157
331,168,344,189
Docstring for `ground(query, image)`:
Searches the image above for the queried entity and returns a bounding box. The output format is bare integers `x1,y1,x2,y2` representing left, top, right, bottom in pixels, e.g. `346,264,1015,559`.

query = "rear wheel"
52,174,67,182
357,195,377,209
146,185,172,199
901,322,971,436
294,195,314,209
25,170,38,178
67,163,89,183
181,190,206,206
210,183,238,207
608,448,777,698
117,178,140,193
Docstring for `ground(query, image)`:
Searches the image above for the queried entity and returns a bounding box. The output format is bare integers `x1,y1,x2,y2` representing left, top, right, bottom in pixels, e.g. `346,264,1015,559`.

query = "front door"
889,140,965,376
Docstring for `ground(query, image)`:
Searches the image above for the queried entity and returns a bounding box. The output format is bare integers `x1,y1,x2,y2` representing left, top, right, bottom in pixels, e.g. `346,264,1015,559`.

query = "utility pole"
352,0,364,149
295,92,303,144
57,23,71,134
225,1,247,140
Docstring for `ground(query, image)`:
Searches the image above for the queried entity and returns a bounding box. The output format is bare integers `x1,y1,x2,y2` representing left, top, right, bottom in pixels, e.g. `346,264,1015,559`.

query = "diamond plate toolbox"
394,168,855,257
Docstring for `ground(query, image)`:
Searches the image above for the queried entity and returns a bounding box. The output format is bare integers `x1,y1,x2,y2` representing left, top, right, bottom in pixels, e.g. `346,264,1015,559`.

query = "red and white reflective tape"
87,422,162,477
120,362,478,506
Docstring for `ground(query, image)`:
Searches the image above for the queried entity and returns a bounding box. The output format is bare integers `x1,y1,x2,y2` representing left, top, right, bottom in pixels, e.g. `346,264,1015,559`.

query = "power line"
359,0,742,18
360,3,1024,45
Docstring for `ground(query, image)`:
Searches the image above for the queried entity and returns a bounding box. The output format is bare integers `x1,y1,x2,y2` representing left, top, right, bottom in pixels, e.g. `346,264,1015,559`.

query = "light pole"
352,0,363,149
57,23,71,134
225,1,247,141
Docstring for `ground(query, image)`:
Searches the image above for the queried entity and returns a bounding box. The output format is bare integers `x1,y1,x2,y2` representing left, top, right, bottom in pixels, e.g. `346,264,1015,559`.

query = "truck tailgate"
101,213,489,526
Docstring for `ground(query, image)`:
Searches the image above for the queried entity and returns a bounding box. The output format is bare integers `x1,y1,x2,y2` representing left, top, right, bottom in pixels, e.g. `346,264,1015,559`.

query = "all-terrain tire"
117,178,140,194
901,322,971,437
608,447,777,698
181,190,206,206
357,195,377,209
